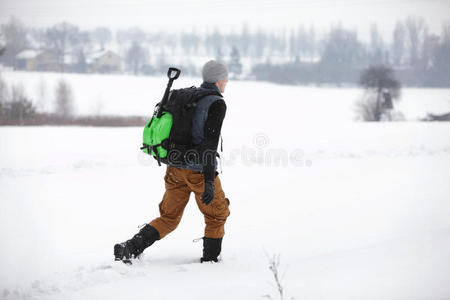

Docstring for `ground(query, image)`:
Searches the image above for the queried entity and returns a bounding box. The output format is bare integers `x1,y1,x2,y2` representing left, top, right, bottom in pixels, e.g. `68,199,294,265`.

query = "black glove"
201,181,215,205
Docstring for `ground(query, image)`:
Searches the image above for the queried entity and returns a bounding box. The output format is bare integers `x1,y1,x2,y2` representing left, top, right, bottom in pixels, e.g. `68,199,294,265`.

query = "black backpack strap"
153,146,161,166
141,138,170,167
194,88,223,103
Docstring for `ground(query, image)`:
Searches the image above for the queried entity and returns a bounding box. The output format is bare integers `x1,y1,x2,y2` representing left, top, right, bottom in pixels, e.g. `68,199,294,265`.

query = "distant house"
88,50,122,73
15,50,60,72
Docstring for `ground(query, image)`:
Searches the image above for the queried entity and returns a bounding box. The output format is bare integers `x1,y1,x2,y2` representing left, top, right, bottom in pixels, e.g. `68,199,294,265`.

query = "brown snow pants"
150,166,230,239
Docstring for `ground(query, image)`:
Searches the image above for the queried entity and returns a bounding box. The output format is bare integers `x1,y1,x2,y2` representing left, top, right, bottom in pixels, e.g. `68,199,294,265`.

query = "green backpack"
141,68,179,164
142,111,172,160
141,68,221,166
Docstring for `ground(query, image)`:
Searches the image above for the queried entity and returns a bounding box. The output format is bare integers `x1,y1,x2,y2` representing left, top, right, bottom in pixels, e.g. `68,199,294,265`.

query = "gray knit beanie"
202,60,228,83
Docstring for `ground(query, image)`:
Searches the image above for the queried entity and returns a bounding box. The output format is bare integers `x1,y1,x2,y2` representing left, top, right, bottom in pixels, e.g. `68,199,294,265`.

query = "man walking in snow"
114,60,230,263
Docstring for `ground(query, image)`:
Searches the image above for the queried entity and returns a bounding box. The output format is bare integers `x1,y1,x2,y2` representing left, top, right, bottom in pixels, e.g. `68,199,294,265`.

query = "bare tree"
306,25,316,61
420,30,440,70
128,28,146,43
320,26,366,84
289,29,297,60
240,24,250,57
125,41,147,75
45,22,80,72
94,27,112,50
429,22,450,86
355,91,388,122
228,46,243,78
72,30,92,73
296,25,308,60
0,31,6,57
0,16,28,67
0,73,8,103
9,84,36,125
156,50,167,73
405,16,427,68
0,74,8,119
29,27,46,46
36,77,48,112
391,21,406,66
54,79,74,117
180,29,200,55
369,23,385,65
206,28,223,57
117,27,146,45
254,29,267,59
215,47,223,61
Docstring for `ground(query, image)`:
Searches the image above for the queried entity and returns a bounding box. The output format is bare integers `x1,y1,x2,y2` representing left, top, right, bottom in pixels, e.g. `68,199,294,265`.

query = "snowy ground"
1,72,450,299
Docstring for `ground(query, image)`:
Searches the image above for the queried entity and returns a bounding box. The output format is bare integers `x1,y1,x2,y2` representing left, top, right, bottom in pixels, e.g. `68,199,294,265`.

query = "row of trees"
0,17,245,77
0,73,148,126
1,16,449,86
0,19,316,63
0,74,74,125
252,19,450,87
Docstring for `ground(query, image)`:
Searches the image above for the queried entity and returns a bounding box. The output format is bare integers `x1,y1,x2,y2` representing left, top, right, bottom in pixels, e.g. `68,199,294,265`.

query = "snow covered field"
2,71,450,121
1,71,450,299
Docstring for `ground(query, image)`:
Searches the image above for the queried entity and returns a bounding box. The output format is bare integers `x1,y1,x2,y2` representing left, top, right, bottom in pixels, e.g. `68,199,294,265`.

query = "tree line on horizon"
0,16,449,86
0,73,146,126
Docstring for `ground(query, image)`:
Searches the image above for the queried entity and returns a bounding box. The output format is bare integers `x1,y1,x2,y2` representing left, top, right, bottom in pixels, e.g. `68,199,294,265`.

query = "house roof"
93,50,120,59
86,50,120,64
16,50,42,60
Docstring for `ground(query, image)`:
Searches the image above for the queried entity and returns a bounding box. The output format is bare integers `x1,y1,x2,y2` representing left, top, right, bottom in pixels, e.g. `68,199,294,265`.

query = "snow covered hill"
1,71,450,300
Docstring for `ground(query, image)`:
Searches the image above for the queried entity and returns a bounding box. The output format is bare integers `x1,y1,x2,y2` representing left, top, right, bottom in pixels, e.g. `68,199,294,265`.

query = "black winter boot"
200,237,222,263
114,224,160,264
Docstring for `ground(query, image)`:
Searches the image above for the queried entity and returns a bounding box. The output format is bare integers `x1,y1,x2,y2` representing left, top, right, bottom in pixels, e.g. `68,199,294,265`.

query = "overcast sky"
1,0,449,41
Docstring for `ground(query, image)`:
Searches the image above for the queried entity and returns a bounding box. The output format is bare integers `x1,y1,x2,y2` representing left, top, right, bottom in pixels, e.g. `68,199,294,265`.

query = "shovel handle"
157,67,181,118
167,67,181,80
